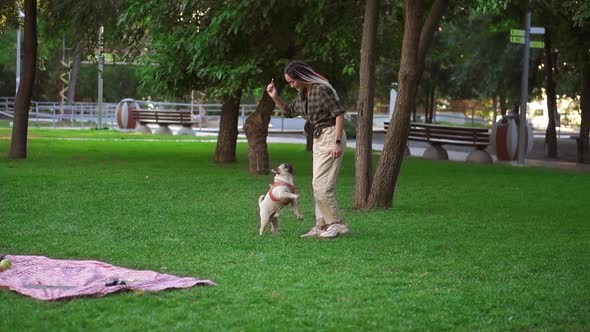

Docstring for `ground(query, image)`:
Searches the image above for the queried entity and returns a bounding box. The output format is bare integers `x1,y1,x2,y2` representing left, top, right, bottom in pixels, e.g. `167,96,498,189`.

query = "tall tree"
543,30,558,158
439,7,524,116
240,1,363,173
66,43,81,104
567,4,590,163
354,0,379,208
214,91,242,163
9,0,36,159
123,0,362,170
368,0,449,209
0,1,20,97
41,0,129,105
580,65,590,163
121,0,248,163
243,80,284,174
537,0,590,162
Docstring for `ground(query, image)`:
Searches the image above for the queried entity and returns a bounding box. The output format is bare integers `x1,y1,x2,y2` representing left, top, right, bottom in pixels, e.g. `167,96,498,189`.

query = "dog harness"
268,181,297,203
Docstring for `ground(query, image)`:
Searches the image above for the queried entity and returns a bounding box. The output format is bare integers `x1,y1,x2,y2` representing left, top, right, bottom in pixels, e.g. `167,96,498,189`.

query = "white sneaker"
319,223,349,238
301,226,323,238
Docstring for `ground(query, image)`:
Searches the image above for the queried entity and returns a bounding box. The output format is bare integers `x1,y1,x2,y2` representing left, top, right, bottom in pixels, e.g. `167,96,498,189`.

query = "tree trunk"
578,65,590,163
511,102,519,123
367,0,422,209
9,0,37,159
492,96,498,123
428,85,435,123
367,0,448,209
244,81,284,175
425,62,438,123
213,90,242,163
67,42,81,104
353,0,379,209
543,31,558,159
422,86,429,123
500,96,507,117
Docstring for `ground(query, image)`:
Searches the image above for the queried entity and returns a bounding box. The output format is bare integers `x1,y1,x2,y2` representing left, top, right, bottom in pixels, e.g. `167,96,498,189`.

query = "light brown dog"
258,163,303,235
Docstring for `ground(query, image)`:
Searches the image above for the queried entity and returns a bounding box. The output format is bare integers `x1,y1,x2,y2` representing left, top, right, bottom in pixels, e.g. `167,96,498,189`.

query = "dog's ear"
284,163,293,174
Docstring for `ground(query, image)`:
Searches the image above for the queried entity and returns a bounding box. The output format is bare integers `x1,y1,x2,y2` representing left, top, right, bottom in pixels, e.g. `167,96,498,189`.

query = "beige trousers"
312,126,346,228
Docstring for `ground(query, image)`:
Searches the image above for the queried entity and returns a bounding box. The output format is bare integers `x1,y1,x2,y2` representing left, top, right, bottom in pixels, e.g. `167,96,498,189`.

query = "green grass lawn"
1,129,589,331
0,126,219,141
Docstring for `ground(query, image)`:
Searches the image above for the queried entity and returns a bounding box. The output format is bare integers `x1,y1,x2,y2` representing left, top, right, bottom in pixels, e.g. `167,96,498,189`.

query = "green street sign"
510,29,525,36
509,36,545,48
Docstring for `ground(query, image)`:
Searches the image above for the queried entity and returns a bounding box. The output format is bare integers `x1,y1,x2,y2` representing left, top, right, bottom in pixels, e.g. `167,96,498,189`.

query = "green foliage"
74,63,156,102
40,0,129,58
534,0,590,98
373,1,404,101
538,0,590,27
474,0,511,14
435,8,527,103
0,0,19,34
344,115,357,139
2,0,587,111
1,132,589,330
123,1,363,104
0,30,17,95
462,0,590,101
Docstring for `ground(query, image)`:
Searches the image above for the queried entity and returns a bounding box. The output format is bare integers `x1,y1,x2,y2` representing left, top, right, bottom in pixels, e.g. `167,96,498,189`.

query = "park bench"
132,109,195,135
384,122,493,163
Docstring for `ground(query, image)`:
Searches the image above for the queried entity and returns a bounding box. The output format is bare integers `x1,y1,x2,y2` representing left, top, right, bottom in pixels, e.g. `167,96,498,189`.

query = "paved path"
266,131,590,172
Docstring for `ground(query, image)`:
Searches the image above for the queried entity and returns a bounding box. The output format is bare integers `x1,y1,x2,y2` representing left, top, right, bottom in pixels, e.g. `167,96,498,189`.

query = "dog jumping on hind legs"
258,163,303,235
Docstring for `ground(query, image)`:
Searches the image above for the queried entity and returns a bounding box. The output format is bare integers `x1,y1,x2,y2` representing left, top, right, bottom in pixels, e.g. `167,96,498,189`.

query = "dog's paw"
295,213,304,220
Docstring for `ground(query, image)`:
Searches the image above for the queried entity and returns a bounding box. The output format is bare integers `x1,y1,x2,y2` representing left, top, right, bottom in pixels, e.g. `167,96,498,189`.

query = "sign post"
15,11,24,95
509,2,545,165
517,11,531,165
97,26,104,129
16,27,21,95
510,30,544,48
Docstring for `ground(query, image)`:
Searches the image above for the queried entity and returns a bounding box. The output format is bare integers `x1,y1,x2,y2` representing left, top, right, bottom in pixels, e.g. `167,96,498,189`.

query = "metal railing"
0,97,391,132
0,98,279,131
132,100,259,131
0,97,15,118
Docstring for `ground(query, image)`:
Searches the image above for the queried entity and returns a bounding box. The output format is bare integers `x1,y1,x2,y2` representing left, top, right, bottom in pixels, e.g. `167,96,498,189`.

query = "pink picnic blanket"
0,255,216,301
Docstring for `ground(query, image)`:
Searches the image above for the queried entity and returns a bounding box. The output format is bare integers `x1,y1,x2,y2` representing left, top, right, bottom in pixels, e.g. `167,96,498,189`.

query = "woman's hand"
331,143,343,159
266,79,277,99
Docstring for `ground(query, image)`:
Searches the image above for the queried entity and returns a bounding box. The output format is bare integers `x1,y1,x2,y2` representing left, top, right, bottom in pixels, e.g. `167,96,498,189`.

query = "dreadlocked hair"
284,60,339,101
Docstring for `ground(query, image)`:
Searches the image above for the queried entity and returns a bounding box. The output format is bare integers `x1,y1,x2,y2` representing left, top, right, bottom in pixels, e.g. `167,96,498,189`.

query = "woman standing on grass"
266,60,348,238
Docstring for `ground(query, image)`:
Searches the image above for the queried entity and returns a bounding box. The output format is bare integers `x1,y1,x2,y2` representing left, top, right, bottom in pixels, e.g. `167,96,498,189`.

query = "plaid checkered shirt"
284,84,345,130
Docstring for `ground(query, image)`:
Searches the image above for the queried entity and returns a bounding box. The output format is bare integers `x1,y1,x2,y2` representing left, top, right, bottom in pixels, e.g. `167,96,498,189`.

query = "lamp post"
517,2,531,165
15,11,25,95
97,25,104,128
